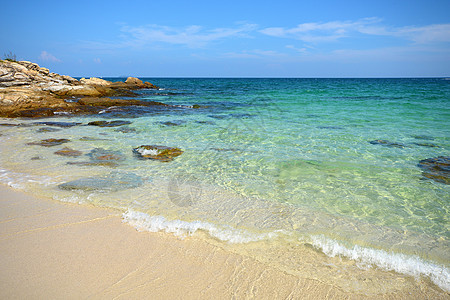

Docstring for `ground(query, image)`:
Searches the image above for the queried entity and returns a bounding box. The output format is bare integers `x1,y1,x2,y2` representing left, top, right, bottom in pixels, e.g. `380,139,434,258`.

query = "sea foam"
309,234,450,292
122,209,281,244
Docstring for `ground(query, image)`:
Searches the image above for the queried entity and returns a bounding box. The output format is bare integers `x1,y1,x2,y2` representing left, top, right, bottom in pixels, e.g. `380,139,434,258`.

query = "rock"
79,136,111,141
78,97,168,107
417,156,449,184
157,120,186,127
413,143,440,148
67,148,125,167
35,121,82,127
65,85,103,97
37,127,61,133
125,77,144,86
87,148,126,162
61,75,78,84
195,121,215,125
67,161,119,167
87,120,132,127
317,126,344,130
369,140,406,148
124,77,158,89
208,115,228,119
80,77,112,86
54,147,83,157
115,126,137,133
58,172,143,192
133,145,183,162
0,59,161,118
27,138,70,147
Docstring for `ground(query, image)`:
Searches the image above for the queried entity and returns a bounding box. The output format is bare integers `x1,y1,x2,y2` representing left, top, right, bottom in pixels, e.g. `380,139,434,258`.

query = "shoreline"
0,183,351,299
1,184,448,299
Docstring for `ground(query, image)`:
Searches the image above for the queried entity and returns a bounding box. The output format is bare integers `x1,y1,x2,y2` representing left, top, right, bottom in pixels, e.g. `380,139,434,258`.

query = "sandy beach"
1,184,448,299
0,183,349,299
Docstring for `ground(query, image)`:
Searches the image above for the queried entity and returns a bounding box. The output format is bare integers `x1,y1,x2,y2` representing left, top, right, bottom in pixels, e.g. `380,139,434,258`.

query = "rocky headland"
0,59,166,118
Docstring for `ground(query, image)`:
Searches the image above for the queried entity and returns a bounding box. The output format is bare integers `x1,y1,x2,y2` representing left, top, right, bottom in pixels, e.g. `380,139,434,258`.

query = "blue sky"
1,0,449,77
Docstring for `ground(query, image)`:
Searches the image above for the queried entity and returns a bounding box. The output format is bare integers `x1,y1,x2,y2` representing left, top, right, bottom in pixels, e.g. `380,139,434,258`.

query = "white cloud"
260,18,381,42
39,51,61,62
120,23,257,48
395,24,450,43
260,18,450,45
93,58,101,64
286,45,308,54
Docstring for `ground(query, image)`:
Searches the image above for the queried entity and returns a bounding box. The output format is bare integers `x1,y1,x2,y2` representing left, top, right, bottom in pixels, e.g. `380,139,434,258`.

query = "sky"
1,0,450,77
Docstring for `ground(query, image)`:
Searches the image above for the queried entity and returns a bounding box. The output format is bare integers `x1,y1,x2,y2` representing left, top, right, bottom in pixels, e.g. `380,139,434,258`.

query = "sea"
0,78,449,293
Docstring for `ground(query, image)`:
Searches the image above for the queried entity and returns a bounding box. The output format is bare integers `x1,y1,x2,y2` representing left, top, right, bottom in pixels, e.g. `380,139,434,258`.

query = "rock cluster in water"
0,59,164,117
417,156,449,185
133,145,184,162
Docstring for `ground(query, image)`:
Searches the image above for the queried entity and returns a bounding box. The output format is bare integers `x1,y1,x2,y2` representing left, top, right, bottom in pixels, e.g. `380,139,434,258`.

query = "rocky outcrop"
0,60,161,118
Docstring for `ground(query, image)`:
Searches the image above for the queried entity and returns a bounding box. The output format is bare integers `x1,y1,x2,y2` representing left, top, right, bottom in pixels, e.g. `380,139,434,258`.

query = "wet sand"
0,184,447,299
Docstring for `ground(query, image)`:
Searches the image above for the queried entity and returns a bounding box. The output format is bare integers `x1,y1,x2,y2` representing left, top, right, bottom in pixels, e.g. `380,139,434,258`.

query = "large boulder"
125,77,144,86
80,77,112,86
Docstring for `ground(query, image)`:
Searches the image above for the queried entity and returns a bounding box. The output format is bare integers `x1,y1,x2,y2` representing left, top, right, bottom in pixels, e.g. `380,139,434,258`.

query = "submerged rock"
67,161,119,167
79,136,111,141
369,140,406,148
195,121,215,125
133,145,183,162
27,138,70,147
54,147,83,157
115,126,137,133
87,148,126,162
157,120,186,127
317,126,344,130
412,135,434,140
58,172,143,192
67,148,126,167
87,120,132,127
417,156,449,185
413,142,440,148
37,127,61,133
34,121,82,128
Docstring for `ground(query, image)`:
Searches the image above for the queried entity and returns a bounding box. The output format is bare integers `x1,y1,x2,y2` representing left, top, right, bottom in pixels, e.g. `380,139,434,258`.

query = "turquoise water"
1,78,449,291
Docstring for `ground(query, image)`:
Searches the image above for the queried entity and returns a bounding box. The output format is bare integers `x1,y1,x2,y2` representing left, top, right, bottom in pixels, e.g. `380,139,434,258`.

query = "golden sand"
0,184,447,299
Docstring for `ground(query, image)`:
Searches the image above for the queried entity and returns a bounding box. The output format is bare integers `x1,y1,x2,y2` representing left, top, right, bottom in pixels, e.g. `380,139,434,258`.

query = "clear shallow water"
1,78,449,292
